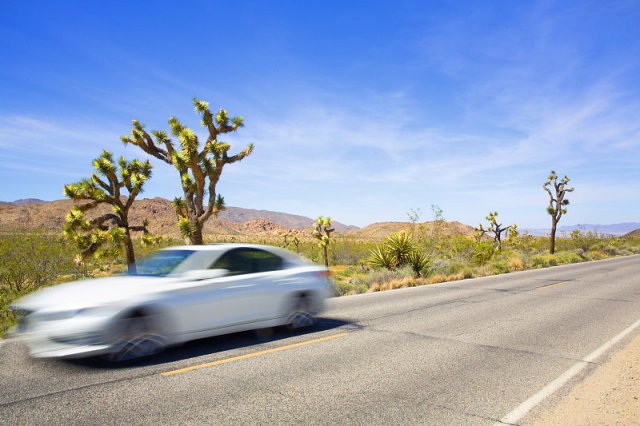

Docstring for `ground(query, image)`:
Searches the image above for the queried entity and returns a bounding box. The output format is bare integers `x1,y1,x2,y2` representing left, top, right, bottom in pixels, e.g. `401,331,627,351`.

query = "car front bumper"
13,316,115,359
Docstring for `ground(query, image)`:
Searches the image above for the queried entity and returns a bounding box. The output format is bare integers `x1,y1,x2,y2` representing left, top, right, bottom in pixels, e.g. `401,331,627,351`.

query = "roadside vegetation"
2,225,640,336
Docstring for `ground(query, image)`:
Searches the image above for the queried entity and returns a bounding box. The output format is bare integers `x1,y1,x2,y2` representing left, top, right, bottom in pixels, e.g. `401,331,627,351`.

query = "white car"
10,244,334,361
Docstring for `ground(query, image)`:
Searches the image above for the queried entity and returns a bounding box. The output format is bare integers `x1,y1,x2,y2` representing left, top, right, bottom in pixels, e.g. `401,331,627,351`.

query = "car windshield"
132,250,195,276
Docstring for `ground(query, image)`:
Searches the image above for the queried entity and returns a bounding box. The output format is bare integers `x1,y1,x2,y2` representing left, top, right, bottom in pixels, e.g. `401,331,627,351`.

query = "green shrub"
472,241,495,265
490,260,510,274
585,250,607,261
555,251,582,264
530,254,558,268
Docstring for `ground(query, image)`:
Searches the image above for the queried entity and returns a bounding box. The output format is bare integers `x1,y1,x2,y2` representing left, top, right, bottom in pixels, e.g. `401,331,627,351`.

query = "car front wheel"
106,314,165,362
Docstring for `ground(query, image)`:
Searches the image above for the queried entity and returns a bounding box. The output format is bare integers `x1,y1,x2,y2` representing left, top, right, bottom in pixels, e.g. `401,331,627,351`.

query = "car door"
203,248,286,328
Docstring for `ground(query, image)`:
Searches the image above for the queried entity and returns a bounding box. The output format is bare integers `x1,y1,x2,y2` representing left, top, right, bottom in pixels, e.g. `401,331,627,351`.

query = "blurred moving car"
10,244,334,361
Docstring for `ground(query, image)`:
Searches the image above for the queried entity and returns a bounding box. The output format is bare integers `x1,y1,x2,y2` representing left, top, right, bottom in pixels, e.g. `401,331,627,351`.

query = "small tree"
543,170,574,254
475,211,515,250
312,216,334,267
63,150,152,274
121,98,253,245
281,231,301,253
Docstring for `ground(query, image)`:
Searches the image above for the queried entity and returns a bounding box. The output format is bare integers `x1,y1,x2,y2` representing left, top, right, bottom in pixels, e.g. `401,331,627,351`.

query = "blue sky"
1,1,639,228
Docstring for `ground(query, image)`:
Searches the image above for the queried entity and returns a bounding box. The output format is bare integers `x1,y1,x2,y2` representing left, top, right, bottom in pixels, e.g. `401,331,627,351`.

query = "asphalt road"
1,255,639,425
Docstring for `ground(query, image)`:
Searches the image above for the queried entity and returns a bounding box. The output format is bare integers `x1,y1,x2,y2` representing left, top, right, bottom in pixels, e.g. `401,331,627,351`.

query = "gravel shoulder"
534,332,640,425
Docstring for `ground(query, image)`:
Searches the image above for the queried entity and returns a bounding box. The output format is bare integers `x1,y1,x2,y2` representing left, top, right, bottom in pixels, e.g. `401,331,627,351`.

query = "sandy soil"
534,332,640,425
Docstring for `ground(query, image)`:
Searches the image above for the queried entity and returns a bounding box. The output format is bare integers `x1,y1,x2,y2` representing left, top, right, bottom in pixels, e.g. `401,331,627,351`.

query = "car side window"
211,249,283,275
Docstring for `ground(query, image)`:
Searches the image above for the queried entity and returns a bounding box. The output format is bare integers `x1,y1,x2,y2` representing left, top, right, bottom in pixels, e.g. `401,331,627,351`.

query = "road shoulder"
533,332,640,425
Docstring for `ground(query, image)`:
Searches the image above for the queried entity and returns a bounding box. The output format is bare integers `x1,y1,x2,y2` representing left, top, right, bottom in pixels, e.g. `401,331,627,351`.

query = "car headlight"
74,304,123,318
37,304,122,322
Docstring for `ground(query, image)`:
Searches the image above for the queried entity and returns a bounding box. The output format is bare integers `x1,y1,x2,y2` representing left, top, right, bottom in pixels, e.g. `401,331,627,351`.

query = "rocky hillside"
353,220,476,239
624,228,640,238
0,198,356,238
0,198,482,240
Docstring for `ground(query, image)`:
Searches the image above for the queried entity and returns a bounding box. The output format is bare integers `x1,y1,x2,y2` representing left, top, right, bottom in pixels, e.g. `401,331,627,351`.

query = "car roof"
160,243,283,252
159,243,312,264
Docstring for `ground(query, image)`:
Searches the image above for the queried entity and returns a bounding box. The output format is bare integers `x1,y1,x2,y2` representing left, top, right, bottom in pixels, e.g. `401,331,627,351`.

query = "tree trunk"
549,219,557,254
190,224,204,245
124,232,137,274
323,245,329,268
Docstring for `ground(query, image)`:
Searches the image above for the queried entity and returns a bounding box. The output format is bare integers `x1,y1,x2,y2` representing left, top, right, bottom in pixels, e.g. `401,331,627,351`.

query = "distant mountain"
0,197,358,237
218,206,359,232
8,198,48,206
524,223,640,236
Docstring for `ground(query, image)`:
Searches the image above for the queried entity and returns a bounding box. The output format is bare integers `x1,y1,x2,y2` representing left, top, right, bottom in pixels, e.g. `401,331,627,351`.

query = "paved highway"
1,255,639,425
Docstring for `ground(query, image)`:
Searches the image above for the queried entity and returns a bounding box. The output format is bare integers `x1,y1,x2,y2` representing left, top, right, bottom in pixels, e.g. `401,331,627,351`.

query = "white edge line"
494,317,640,425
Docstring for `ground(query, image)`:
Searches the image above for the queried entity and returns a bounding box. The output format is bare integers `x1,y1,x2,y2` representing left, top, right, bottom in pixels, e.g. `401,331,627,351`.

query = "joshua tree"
543,170,574,254
475,211,515,250
63,150,153,274
121,98,253,245
281,231,301,253
312,216,334,267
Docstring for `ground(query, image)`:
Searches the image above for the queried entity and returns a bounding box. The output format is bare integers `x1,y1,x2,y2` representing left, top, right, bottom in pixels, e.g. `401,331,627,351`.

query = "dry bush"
370,276,427,292
427,272,465,284
508,256,524,271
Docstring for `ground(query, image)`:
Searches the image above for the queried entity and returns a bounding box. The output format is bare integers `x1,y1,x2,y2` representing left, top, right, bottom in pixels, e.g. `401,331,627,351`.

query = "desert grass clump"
508,256,525,271
370,276,424,292
362,266,414,289
427,272,466,284
335,281,368,296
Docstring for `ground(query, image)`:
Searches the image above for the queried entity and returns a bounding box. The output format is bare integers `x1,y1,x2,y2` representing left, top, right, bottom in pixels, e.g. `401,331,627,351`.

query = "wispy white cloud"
0,115,120,154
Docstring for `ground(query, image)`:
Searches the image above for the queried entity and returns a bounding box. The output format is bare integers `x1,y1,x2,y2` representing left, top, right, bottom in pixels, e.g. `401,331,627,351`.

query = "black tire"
285,294,317,330
105,314,165,362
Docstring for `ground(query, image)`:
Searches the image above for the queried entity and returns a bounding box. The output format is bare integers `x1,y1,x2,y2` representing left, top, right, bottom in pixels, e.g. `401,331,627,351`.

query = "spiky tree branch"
543,170,574,254
63,150,153,274
121,99,253,244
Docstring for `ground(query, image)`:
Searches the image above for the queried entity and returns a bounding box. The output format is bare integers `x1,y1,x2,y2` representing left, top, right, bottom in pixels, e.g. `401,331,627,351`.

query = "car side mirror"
181,269,229,281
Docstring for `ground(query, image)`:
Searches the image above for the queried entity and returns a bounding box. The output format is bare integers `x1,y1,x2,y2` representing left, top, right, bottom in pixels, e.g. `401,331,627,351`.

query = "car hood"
12,275,166,312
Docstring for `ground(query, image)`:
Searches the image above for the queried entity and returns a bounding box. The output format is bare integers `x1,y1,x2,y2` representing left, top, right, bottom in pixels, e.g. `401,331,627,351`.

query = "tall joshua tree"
475,211,516,250
543,170,574,254
121,99,253,244
63,150,152,274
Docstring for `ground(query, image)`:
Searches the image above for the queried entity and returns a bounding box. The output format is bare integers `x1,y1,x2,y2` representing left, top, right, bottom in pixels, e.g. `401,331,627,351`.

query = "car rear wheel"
286,294,317,330
106,314,165,362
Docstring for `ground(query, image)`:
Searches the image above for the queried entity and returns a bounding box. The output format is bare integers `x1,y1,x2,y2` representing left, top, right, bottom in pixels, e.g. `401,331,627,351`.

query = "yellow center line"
161,332,348,377
537,281,571,290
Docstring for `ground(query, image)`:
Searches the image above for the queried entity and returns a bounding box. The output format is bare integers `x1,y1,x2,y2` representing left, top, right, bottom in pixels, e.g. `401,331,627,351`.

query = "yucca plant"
366,231,430,275
367,244,395,270
384,232,414,268
406,250,431,277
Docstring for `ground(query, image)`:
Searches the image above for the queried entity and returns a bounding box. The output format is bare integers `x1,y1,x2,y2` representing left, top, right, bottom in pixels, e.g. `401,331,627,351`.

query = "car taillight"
313,271,331,279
